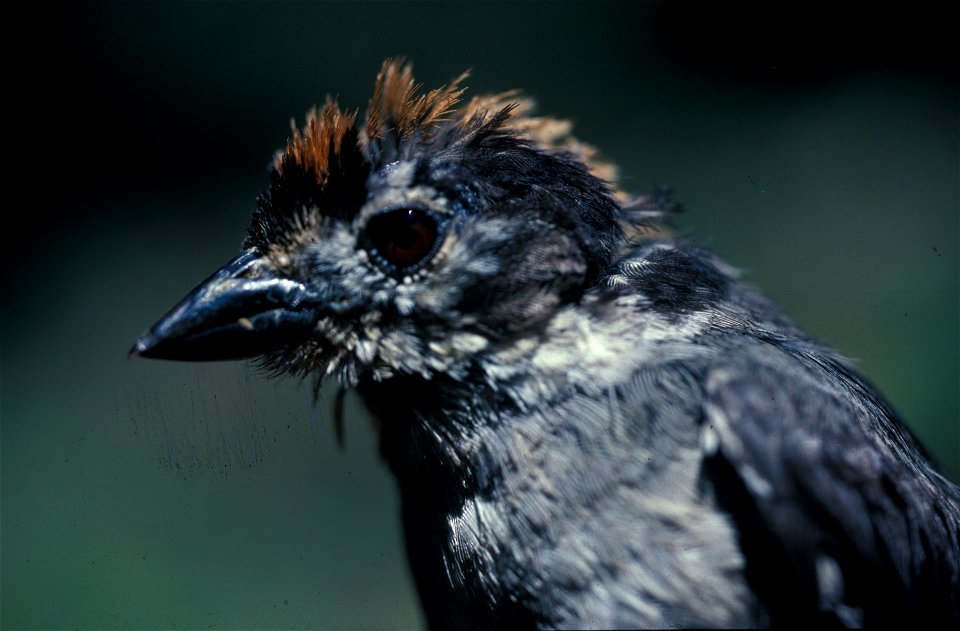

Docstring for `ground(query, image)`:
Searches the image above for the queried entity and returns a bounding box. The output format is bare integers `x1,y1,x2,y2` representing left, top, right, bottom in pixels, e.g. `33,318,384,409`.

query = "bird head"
132,60,659,386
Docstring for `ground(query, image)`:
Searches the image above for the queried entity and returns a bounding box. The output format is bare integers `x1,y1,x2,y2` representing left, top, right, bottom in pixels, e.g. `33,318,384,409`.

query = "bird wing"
701,347,960,626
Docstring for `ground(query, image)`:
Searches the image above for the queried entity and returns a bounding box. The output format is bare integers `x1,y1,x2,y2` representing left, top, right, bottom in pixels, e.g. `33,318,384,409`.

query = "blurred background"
2,2,956,629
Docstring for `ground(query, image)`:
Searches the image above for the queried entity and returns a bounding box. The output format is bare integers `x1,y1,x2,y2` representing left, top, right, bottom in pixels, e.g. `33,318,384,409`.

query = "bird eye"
365,208,440,272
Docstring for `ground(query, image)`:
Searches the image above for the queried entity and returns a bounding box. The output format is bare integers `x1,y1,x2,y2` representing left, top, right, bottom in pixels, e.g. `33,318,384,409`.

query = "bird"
132,59,960,628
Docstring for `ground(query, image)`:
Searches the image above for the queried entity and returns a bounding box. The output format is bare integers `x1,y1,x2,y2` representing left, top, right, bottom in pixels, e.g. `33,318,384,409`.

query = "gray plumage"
133,61,960,628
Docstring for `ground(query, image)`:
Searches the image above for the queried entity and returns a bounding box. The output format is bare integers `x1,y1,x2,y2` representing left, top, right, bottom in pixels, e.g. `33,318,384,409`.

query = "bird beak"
131,248,320,361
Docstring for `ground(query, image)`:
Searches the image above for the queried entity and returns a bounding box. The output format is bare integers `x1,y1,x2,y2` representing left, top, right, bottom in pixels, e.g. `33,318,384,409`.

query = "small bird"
133,60,960,628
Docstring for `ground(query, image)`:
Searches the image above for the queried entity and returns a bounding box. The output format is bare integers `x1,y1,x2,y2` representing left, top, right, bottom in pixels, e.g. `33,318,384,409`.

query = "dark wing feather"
702,347,960,626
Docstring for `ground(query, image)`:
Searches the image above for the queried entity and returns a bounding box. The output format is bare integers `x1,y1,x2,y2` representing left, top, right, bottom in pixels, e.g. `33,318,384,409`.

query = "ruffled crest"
278,59,622,193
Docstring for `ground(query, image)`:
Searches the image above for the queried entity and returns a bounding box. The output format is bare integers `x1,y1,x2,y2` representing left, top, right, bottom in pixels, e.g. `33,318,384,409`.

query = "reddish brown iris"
366,208,439,270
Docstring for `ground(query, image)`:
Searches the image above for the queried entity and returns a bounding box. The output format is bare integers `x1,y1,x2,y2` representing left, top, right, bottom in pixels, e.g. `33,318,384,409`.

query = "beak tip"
129,334,155,358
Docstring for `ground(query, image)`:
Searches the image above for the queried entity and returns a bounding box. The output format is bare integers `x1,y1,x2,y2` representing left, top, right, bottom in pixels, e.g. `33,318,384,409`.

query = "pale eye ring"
364,207,442,274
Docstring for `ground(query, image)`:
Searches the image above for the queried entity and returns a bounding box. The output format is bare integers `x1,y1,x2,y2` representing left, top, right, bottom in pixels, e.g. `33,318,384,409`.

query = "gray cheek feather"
296,198,578,384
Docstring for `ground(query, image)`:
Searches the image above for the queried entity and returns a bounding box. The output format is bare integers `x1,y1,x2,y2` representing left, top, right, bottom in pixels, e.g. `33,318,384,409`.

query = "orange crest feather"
365,59,469,142
279,98,358,185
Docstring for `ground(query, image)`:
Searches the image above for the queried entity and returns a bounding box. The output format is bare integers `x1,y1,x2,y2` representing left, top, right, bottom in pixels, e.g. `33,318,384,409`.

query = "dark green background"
2,2,957,629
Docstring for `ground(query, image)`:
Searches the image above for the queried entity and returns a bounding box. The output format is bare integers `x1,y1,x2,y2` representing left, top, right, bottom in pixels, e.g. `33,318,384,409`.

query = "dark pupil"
368,208,438,269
